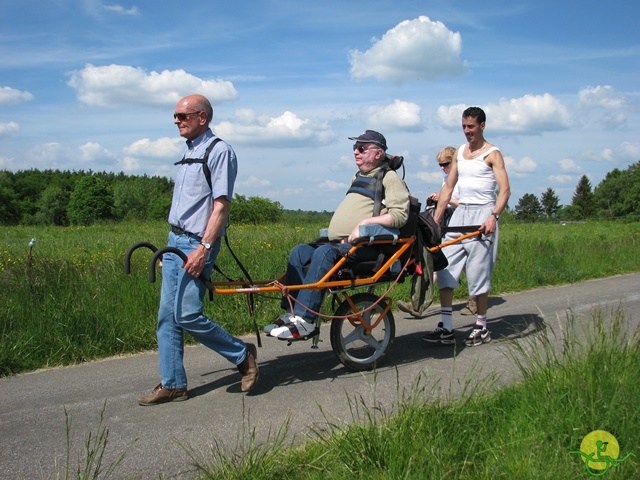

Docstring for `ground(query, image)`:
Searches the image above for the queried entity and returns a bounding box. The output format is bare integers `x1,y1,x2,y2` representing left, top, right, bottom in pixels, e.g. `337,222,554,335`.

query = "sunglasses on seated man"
353,143,382,153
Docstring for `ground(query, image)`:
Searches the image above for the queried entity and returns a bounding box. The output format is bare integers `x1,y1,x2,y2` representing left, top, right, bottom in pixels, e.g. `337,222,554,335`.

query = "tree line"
0,169,331,226
511,161,639,222
1,161,637,226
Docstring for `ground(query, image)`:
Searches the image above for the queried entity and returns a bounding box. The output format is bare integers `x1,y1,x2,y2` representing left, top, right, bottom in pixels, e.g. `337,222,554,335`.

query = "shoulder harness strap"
174,137,222,190
346,160,399,217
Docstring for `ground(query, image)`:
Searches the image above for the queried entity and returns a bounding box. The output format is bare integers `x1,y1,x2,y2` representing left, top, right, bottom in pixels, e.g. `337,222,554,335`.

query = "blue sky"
1,0,638,211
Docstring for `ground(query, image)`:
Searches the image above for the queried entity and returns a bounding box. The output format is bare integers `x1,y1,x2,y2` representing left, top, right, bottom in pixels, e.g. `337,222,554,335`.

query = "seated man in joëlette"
265,130,410,340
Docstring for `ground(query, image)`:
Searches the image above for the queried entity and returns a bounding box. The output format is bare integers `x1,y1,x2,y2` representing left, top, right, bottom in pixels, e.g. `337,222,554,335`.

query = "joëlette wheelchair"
124,218,480,372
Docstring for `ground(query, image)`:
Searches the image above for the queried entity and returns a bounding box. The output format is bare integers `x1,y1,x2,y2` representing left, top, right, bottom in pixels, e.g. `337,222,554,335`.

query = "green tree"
0,186,21,225
68,176,115,225
112,176,174,221
593,162,640,219
514,193,543,221
35,185,70,225
540,187,561,219
571,175,595,219
230,194,283,224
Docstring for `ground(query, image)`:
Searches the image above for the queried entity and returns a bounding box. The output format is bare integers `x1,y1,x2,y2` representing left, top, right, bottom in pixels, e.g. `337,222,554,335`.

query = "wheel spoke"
341,325,365,346
330,293,395,371
360,331,382,350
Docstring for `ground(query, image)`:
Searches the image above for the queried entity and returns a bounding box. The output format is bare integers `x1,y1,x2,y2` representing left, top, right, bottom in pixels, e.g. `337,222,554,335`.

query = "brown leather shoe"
237,343,259,393
138,383,188,406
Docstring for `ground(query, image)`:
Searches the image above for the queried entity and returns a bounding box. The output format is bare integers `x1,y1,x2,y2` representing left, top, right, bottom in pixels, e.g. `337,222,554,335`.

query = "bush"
231,194,283,224
68,176,115,226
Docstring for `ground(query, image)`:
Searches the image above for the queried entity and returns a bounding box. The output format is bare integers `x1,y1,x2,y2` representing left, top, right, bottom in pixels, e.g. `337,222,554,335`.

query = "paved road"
1,273,639,479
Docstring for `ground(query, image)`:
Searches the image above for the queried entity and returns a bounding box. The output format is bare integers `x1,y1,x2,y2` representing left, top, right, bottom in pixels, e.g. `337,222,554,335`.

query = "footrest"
280,329,320,344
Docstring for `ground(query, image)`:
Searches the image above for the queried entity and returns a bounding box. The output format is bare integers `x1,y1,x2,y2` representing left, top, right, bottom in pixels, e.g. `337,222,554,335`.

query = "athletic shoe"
422,322,455,345
270,315,318,340
264,313,292,335
465,325,491,347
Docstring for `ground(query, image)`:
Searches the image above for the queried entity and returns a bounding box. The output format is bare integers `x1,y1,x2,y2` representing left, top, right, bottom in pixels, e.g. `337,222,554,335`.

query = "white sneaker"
270,315,318,340
263,313,292,335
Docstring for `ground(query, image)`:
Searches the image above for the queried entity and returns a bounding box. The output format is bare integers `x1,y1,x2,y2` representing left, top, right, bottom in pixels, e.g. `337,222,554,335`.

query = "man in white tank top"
422,107,511,347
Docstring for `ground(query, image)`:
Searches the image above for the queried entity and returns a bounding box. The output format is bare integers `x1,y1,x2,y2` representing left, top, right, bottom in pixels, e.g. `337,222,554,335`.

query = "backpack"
425,198,455,230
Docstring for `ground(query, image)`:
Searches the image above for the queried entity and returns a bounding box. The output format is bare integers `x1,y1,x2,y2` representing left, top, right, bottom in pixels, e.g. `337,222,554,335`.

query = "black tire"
330,292,395,371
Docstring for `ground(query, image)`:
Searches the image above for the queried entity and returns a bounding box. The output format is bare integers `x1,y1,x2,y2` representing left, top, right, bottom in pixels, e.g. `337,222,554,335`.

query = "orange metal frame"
211,235,417,296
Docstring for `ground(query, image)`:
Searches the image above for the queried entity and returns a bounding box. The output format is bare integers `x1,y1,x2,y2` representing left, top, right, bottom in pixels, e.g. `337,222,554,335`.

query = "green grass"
1,220,639,375
189,308,640,479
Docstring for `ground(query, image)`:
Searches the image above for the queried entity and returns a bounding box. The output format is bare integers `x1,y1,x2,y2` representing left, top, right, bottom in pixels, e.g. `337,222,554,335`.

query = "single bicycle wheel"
330,292,395,371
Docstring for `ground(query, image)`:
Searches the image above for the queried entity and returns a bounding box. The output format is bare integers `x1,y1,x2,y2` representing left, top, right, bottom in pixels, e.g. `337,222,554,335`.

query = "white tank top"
457,144,499,205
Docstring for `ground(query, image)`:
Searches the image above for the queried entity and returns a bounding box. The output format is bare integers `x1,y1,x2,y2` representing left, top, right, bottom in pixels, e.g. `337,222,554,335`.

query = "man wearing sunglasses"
138,94,258,406
265,130,411,340
422,107,510,348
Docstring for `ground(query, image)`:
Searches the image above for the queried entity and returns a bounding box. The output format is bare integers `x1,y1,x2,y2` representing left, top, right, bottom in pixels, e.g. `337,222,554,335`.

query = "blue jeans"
281,242,378,321
157,231,247,389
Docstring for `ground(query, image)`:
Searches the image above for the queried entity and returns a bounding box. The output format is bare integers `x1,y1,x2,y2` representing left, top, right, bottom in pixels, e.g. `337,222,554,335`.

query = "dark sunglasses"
173,111,202,121
353,144,379,153
438,162,451,167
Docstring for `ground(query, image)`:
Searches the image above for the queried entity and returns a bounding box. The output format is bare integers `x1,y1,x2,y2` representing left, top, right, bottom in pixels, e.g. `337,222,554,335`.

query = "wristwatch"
491,212,500,220
200,241,211,250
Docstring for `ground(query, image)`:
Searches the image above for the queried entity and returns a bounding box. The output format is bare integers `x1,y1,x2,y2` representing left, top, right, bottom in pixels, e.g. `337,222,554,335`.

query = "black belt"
170,225,187,235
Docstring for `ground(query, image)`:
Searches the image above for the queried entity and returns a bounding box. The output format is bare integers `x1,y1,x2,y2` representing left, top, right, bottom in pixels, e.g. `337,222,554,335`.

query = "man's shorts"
436,204,498,296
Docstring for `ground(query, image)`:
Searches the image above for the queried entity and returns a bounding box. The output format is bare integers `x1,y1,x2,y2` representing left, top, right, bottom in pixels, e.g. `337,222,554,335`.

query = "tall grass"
56,401,131,480
191,308,640,479
1,220,639,375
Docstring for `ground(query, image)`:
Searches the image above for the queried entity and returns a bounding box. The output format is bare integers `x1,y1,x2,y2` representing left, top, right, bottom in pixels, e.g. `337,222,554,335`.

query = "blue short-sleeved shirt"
168,129,237,237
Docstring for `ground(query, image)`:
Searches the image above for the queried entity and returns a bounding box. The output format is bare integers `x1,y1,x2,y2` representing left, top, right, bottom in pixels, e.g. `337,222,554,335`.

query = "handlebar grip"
148,247,186,283
124,242,158,274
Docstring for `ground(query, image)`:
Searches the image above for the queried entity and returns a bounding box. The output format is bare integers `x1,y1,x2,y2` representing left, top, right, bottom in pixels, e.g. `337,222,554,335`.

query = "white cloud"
67,64,238,108
349,16,468,84
104,4,140,15
0,86,34,105
318,179,348,191
22,141,120,170
578,86,628,129
0,155,12,168
331,155,355,172
214,110,335,147
617,141,640,160
600,112,627,129
122,137,183,158
582,142,640,164
366,99,423,131
417,153,433,167
237,175,271,188
414,171,443,185
270,187,305,201
504,155,537,178
24,142,71,169
0,122,20,136
121,156,141,172
79,142,116,162
119,137,183,173
559,158,581,172
583,148,615,163
436,93,572,134
549,174,578,184
578,85,625,109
